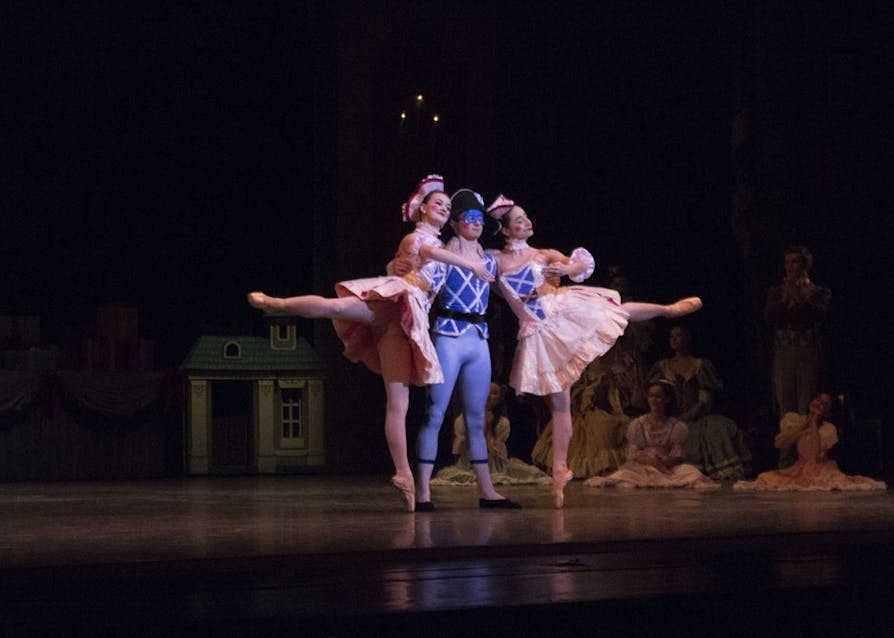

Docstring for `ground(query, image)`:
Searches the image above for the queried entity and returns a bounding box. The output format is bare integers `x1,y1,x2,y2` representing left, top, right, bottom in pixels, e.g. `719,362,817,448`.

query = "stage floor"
2,475,892,635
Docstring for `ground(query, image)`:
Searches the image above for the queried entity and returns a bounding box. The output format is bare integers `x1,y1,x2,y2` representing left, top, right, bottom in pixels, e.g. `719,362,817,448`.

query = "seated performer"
648,324,751,481
584,381,719,489
734,393,887,491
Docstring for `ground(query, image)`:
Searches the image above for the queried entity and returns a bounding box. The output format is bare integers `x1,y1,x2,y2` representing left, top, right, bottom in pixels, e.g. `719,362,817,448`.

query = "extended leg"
621,297,702,322
248,292,378,323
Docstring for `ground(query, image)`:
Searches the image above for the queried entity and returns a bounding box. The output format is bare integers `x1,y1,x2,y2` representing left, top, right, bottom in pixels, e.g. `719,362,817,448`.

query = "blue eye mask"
460,210,485,225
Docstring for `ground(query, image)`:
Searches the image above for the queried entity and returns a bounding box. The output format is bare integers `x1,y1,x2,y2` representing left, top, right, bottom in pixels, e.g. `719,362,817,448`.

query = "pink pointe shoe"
667,297,702,318
247,292,268,310
552,467,573,509
391,475,416,513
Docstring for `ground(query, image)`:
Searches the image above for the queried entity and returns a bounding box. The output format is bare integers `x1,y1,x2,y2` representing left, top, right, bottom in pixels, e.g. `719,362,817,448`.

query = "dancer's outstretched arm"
419,244,494,282
510,246,595,283
542,248,591,280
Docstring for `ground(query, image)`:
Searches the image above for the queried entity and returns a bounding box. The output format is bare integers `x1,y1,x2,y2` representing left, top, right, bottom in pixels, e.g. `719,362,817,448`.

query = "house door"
211,380,253,471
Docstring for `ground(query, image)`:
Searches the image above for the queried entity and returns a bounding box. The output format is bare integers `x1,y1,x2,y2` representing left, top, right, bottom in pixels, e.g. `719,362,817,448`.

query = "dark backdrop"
4,1,891,471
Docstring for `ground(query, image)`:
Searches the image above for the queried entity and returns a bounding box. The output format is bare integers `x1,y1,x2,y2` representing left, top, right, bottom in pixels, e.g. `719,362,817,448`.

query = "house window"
270,322,296,351
223,341,241,359
280,387,304,446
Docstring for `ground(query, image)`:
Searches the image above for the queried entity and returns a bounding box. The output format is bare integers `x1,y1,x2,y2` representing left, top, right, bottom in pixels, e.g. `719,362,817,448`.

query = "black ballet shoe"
415,501,435,512
479,498,523,509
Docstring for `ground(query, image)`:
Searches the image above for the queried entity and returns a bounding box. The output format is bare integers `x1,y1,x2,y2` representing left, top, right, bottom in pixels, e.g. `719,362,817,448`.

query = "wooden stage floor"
1,475,892,636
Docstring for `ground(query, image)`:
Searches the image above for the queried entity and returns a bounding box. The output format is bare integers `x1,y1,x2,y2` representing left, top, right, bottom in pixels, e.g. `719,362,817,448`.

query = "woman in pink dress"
734,393,887,491
248,175,493,512
486,196,703,507
583,381,719,489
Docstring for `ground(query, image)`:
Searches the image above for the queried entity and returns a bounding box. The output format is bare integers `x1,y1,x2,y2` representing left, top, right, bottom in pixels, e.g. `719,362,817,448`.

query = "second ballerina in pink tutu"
485,195,703,508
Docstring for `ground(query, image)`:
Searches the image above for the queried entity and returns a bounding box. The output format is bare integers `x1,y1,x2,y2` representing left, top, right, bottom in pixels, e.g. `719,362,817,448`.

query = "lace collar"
415,221,441,237
503,239,529,252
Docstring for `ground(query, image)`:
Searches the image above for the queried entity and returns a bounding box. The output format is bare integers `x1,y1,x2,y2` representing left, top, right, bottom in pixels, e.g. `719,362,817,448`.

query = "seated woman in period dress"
584,381,719,489
734,393,886,492
648,324,751,481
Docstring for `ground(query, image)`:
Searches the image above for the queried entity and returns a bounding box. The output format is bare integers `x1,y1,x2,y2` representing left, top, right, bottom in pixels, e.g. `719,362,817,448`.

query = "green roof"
180,335,324,372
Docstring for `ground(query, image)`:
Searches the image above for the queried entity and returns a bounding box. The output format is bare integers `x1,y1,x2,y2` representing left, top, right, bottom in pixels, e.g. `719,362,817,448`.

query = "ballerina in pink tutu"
248,175,493,512
485,195,702,507
733,393,887,492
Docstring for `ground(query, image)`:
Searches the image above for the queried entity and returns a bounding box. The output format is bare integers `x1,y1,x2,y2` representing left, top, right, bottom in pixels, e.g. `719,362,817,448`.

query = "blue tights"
416,330,491,464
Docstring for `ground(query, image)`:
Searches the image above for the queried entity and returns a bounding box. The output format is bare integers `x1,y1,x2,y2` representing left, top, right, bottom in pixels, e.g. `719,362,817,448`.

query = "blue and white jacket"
428,252,497,339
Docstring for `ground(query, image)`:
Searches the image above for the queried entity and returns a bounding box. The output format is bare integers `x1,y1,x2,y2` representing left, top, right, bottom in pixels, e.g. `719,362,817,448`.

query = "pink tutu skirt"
333,276,442,386
510,286,628,395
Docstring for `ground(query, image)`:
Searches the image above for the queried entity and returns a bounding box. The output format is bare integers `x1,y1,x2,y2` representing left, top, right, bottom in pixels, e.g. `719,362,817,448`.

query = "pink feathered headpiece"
486,194,516,220
401,174,445,222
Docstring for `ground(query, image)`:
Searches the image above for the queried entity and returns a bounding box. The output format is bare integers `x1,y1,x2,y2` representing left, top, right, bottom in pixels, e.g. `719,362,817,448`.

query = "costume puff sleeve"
779,412,804,434
568,247,596,283
625,417,647,456
401,227,443,260
694,358,724,394
818,422,838,451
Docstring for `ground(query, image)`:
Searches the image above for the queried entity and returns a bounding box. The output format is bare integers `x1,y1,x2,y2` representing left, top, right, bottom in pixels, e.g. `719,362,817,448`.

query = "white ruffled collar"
415,221,441,237
504,239,529,252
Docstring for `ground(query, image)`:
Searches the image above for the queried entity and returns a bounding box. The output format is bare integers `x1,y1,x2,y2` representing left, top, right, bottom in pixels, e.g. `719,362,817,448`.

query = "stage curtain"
0,371,49,429
57,371,166,424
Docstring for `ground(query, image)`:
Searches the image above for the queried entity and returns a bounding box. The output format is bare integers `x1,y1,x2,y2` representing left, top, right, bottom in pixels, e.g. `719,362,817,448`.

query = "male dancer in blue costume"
413,189,521,510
